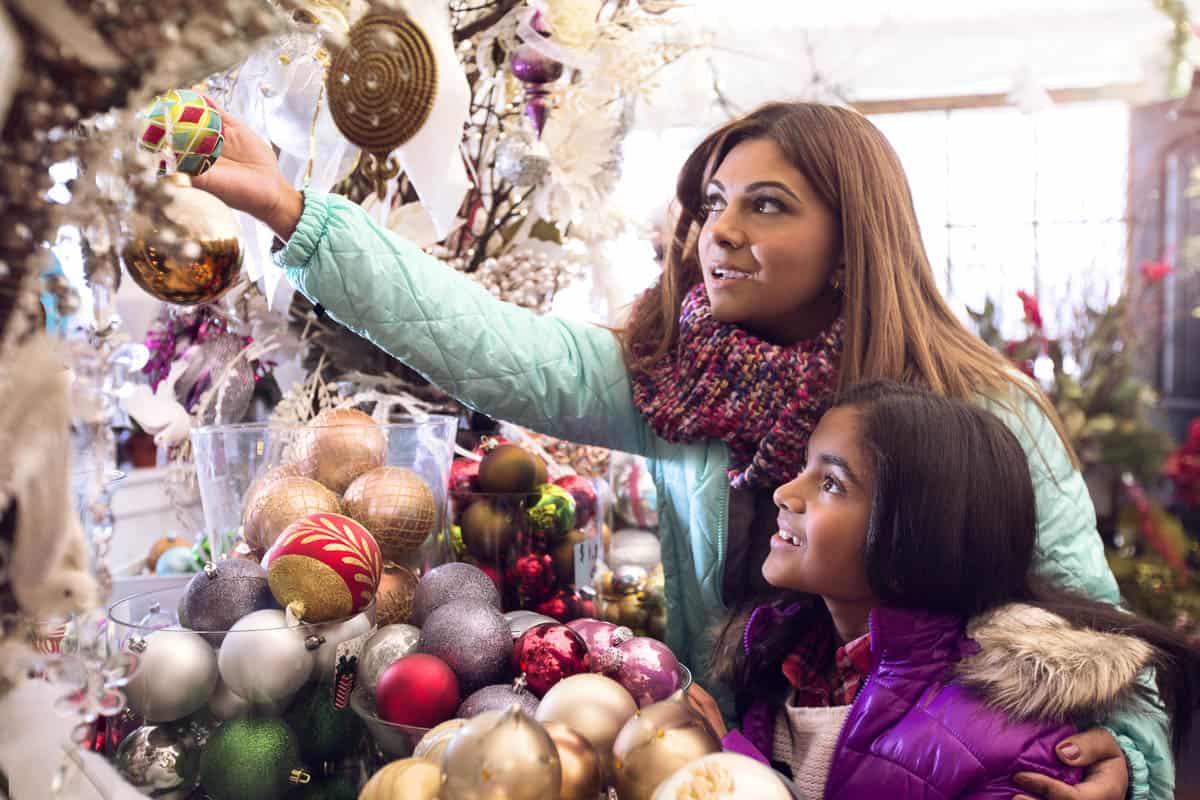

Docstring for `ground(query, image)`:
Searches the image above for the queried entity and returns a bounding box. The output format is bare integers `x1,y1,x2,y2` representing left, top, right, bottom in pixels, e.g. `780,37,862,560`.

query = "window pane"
947,108,1037,225
1036,221,1126,333
1035,102,1129,222
947,224,1037,336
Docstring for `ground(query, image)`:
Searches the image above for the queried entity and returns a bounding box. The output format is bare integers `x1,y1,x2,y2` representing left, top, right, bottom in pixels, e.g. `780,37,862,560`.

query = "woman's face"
697,138,841,344
762,406,874,605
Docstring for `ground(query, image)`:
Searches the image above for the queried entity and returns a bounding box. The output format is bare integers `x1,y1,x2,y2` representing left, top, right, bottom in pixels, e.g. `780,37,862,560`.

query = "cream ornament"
357,757,441,800
651,753,793,800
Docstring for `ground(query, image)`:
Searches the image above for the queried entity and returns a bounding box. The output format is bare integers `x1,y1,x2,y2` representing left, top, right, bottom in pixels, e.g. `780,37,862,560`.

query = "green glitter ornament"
526,484,576,541
296,775,360,800
285,684,365,763
197,718,310,800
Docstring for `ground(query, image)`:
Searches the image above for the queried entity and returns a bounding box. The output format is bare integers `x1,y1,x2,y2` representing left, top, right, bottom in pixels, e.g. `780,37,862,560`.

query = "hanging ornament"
411,561,502,626
504,609,558,641
124,630,219,723
418,599,513,694
180,560,277,645
512,622,590,696
357,623,421,695
218,609,317,705
442,705,562,800
566,618,634,656
342,466,439,559
535,673,637,784
554,474,597,529
120,176,243,305
292,408,388,494
495,129,552,187
358,758,442,800
478,444,544,493
374,563,419,626
612,690,722,800
284,683,365,764
510,12,564,137
457,676,540,719
326,10,437,199
413,718,468,764
375,653,460,727
461,499,516,562
526,483,576,542
113,724,195,795
197,718,311,800
543,722,604,800
266,512,383,622
242,474,341,553
651,753,793,800
137,89,225,176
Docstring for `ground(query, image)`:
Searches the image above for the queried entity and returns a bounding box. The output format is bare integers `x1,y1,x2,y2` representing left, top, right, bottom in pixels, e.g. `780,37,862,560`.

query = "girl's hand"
686,684,728,738
190,103,303,240
1012,728,1129,800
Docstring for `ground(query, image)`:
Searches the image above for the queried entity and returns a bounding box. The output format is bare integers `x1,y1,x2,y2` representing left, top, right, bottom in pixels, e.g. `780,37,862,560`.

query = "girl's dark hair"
716,380,1200,753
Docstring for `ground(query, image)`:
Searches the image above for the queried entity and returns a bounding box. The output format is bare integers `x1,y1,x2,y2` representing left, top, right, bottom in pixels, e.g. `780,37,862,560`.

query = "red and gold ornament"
511,622,590,696
266,512,383,622
376,654,460,728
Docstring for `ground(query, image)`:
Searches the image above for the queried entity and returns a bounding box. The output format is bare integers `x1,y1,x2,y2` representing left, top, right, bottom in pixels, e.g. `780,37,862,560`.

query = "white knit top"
772,690,852,799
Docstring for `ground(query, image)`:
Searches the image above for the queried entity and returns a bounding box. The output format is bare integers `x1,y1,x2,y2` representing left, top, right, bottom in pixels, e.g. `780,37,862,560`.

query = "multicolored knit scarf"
631,284,844,489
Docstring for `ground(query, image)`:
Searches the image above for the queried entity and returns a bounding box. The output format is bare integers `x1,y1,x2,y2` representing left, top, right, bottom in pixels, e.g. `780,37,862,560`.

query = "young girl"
196,100,1168,797
707,381,1199,799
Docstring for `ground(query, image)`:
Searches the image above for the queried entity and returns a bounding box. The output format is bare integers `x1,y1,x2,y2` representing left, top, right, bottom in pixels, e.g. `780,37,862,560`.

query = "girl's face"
762,406,875,604
698,137,841,345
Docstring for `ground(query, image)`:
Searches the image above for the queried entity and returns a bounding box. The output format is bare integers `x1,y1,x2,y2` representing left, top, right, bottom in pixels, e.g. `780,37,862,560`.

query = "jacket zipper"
822,612,876,800
715,446,729,606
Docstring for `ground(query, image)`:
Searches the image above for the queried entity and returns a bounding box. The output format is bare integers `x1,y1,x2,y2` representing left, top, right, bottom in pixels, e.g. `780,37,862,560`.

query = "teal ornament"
526,484,576,541
156,546,200,575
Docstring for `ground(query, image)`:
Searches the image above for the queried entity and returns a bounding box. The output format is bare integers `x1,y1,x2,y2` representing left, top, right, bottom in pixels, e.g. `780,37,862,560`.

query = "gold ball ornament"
478,444,544,494
120,176,243,305
460,500,516,561
612,690,722,800
442,705,562,799
343,466,438,559
292,408,387,494
543,722,603,800
535,674,637,783
357,757,441,800
413,717,467,765
618,593,649,630
650,752,793,800
241,464,303,546
242,475,341,552
375,563,419,626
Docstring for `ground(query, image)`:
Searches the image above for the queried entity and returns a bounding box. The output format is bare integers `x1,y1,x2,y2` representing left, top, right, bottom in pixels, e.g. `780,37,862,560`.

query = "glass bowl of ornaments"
448,440,605,622
105,573,380,800
192,409,458,627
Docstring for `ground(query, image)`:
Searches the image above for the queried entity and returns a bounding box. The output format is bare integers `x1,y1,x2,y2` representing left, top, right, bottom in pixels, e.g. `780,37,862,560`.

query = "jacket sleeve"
988,394,1174,800
275,189,651,457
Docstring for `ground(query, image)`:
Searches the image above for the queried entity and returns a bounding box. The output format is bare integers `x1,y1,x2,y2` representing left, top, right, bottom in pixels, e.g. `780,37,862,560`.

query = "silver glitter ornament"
495,131,552,187
180,560,276,645
504,610,558,641
357,623,421,695
124,630,219,723
411,562,502,626
418,599,512,694
114,724,192,794
457,678,540,718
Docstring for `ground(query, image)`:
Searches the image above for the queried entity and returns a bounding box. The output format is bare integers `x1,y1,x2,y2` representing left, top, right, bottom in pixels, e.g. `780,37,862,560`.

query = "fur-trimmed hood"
955,603,1155,723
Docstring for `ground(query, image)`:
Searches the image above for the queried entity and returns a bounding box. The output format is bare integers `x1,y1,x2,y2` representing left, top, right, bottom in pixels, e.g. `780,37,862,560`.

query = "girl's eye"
820,475,843,494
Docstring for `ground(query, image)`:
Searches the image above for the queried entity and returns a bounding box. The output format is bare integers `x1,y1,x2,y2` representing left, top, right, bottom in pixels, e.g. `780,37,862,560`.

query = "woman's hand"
190,102,303,240
686,684,728,738
1013,728,1129,800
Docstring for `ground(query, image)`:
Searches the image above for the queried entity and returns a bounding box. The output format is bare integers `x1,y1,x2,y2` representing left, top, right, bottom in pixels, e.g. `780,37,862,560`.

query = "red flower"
1016,290,1043,330
1139,259,1174,283
1164,417,1200,510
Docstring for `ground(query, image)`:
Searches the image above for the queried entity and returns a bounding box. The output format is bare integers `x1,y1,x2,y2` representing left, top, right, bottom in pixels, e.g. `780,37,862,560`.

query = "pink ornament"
511,622,590,696
554,474,597,528
566,618,634,655
592,637,681,707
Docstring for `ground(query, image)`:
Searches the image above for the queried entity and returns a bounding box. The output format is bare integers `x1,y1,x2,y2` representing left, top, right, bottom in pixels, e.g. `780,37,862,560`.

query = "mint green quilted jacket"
278,190,1172,798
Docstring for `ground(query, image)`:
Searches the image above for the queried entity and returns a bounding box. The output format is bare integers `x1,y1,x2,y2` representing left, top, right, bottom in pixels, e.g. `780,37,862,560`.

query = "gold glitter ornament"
326,11,437,199
357,757,442,800
342,466,438,559
291,408,387,494
374,563,419,626
240,464,303,549
243,475,341,552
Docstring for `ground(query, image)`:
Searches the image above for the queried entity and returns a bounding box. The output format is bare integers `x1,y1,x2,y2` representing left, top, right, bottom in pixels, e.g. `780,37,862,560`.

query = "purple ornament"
418,599,513,694
566,618,634,655
593,636,681,708
179,560,277,646
509,11,564,137
456,677,540,718
412,562,502,626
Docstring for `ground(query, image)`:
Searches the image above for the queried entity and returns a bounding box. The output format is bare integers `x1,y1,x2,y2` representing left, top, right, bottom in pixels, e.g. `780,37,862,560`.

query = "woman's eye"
701,195,725,215
754,197,784,214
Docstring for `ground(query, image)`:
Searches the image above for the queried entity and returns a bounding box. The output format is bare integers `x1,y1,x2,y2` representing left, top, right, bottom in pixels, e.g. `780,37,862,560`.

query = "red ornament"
449,457,481,498
553,475,597,529
265,512,383,622
534,588,584,622
375,654,461,728
511,552,557,602
511,622,589,696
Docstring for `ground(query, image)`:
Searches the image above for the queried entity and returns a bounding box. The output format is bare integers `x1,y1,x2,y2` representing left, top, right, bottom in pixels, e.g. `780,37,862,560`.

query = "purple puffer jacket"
727,602,1155,799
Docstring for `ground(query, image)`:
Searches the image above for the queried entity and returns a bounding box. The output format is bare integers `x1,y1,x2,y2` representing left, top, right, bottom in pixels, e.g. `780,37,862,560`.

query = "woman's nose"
707,207,745,250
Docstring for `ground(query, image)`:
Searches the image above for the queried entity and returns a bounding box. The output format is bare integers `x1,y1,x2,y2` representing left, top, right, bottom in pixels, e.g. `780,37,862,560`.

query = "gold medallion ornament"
326,11,438,199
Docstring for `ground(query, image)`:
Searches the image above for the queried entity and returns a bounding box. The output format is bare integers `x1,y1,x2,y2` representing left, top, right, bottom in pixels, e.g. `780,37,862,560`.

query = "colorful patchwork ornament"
138,89,224,176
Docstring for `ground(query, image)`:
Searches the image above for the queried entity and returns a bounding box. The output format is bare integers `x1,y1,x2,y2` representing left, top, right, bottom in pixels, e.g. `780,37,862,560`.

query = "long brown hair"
621,102,1076,463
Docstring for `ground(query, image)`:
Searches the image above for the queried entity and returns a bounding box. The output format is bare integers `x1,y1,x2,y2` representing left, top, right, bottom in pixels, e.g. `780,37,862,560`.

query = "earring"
831,276,843,292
